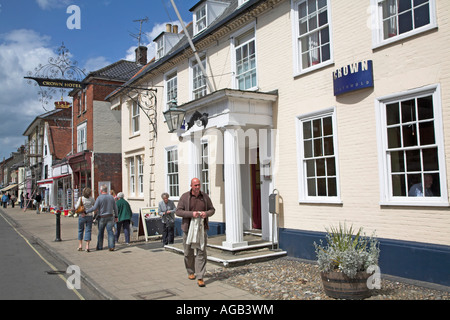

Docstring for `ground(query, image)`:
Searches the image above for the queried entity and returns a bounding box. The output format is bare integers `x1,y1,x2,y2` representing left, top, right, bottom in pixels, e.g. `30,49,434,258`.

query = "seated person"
408,174,433,197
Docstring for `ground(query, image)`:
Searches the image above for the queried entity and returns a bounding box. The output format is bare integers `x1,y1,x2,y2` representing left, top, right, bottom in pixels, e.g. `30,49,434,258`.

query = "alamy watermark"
66,5,81,30
66,265,81,290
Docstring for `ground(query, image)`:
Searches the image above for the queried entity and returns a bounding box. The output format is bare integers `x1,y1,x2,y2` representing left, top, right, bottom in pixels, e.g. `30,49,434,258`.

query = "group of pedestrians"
75,177,216,288
75,184,132,252
1,192,16,208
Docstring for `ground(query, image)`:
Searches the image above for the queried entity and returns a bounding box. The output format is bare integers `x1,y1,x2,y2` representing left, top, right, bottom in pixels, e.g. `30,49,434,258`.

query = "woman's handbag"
75,198,85,214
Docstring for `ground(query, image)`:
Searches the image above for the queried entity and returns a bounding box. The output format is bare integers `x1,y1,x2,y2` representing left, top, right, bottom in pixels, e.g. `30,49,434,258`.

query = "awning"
37,174,71,185
0,184,18,192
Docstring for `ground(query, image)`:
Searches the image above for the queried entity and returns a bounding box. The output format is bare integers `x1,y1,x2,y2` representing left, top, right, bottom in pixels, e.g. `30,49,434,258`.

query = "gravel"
207,257,450,300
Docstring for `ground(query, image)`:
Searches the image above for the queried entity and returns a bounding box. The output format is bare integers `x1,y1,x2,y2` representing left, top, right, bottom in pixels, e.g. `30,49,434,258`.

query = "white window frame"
190,56,208,100
194,4,207,35
231,23,258,91
137,155,144,197
165,146,180,199
201,138,210,194
375,84,448,207
291,0,334,77
77,122,87,153
129,157,136,196
370,0,437,49
156,37,164,60
164,70,178,111
296,107,341,204
131,101,140,135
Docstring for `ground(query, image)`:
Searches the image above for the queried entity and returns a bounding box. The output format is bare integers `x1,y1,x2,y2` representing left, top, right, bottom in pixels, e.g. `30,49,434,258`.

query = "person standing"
20,192,24,209
85,185,118,251
115,192,133,245
158,192,176,245
34,192,41,214
75,187,95,252
176,178,215,287
1,193,8,208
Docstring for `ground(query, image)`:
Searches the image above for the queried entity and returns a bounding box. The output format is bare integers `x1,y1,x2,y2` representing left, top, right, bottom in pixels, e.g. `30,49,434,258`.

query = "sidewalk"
0,206,263,300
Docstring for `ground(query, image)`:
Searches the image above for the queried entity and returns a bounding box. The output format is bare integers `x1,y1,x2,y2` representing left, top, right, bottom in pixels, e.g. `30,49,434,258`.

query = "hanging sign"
333,60,374,96
25,77,85,89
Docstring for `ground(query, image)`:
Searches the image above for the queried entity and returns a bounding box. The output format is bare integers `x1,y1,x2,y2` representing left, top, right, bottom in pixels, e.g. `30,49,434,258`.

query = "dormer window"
191,0,230,36
153,24,180,60
195,5,207,34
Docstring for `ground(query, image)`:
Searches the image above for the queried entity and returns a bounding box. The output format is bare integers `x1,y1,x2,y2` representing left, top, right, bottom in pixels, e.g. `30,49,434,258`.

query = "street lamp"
163,100,186,133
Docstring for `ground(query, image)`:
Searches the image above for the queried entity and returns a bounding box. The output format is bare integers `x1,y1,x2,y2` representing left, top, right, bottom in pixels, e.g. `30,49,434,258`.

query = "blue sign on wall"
333,60,374,96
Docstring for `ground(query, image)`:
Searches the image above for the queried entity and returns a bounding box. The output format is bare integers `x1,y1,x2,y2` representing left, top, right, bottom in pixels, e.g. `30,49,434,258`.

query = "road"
0,211,103,300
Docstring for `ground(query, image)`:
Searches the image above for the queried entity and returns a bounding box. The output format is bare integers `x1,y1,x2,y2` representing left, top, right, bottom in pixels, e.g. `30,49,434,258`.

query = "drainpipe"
170,0,216,93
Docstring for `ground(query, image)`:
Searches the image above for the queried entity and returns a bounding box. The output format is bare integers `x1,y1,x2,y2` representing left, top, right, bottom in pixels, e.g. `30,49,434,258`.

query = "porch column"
188,133,201,182
222,128,248,249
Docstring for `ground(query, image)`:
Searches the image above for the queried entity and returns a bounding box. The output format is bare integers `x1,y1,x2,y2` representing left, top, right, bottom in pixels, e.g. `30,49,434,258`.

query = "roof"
107,0,265,99
22,108,72,136
85,59,144,82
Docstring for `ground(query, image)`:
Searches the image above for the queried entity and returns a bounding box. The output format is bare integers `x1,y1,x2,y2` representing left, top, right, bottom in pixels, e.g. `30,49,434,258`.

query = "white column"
188,133,201,182
222,128,248,249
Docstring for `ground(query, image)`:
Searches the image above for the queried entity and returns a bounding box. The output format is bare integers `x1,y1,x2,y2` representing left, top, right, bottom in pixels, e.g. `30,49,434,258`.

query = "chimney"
135,46,148,65
172,25,179,33
166,23,172,32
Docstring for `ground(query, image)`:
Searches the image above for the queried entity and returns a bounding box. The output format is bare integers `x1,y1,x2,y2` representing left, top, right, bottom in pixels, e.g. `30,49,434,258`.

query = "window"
234,27,257,90
376,85,447,205
129,157,136,196
192,57,207,99
201,139,210,194
292,0,332,74
83,89,87,112
138,155,144,196
165,72,177,110
166,147,179,198
156,37,164,60
195,5,207,35
131,101,140,134
77,122,87,152
296,108,340,203
372,0,437,47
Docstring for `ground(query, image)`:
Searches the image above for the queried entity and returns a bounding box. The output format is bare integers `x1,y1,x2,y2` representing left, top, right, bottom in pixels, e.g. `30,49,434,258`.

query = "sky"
0,0,198,161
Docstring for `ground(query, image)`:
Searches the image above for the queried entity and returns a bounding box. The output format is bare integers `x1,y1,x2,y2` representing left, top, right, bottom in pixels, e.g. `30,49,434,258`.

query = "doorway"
250,149,262,230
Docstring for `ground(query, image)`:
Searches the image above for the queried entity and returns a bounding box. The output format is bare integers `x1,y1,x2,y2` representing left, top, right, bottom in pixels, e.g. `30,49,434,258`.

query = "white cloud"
36,0,71,10
0,29,58,159
83,56,112,73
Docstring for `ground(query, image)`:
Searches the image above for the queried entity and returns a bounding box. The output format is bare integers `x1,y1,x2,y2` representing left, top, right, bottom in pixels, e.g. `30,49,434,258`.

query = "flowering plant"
314,223,380,278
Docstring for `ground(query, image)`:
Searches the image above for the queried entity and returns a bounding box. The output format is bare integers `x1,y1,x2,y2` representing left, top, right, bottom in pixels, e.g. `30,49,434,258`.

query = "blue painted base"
279,228,450,287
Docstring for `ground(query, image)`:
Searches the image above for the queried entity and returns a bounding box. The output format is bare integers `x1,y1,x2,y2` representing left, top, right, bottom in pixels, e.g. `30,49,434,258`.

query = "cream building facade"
109,0,450,286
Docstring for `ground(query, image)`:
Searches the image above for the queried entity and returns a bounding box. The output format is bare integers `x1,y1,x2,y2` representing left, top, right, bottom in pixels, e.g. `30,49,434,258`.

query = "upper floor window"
371,0,437,48
233,27,257,90
166,146,179,198
194,5,207,35
156,37,164,60
165,72,177,110
292,0,332,75
77,122,87,153
376,84,447,206
191,57,207,100
131,101,140,134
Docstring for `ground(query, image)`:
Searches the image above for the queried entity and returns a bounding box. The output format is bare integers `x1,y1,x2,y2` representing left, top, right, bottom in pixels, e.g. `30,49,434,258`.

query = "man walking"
85,185,118,251
176,178,215,287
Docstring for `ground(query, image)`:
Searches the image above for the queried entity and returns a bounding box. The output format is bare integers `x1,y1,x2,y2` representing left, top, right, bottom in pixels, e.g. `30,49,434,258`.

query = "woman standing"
115,192,133,245
158,192,176,245
75,187,95,252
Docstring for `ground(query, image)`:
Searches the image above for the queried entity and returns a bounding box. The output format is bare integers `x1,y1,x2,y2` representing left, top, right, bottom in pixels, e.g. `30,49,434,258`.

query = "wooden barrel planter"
320,271,372,300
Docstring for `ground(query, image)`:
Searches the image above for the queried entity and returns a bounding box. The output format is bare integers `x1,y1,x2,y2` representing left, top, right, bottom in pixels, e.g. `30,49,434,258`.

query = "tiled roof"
47,126,72,160
86,60,144,82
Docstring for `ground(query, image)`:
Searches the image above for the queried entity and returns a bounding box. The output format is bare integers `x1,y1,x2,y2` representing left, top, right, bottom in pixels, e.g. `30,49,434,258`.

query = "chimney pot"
173,25,178,33
166,23,172,32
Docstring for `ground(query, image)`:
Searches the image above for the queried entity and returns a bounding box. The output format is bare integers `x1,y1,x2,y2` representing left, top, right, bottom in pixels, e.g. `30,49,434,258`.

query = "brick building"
68,48,146,200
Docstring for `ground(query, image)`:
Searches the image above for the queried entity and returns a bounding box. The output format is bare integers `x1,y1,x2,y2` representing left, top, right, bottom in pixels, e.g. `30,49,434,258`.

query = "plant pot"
320,271,372,300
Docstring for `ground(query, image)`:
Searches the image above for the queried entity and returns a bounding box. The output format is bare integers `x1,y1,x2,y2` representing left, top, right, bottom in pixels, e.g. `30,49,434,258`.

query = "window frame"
296,107,342,204
77,122,87,153
375,84,448,207
165,146,180,200
194,4,207,35
201,138,210,195
131,101,140,135
129,157,136,197
291,0,334,77
370,0,438,49
190,56,208,100
231,23,258,91
164,70,178,111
